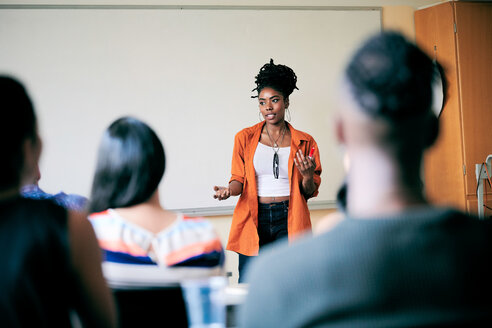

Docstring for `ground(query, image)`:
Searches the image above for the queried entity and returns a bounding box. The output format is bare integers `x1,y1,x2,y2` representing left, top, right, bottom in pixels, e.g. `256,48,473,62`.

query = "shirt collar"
256,121,308,146
286,122,309,146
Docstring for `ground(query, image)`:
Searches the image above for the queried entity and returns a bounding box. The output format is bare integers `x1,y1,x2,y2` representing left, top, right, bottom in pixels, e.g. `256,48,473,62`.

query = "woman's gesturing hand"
294,149,315,179
213,186,231,201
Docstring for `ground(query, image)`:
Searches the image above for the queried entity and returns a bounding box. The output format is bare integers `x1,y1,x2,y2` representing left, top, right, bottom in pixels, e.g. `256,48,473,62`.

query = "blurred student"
88,117,223,278
240,32,492,327
21,163,88,211
0,76,116,327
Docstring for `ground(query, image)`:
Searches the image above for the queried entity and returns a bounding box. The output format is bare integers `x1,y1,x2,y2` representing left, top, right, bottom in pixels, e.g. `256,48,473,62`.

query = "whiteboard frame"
0,4,382,13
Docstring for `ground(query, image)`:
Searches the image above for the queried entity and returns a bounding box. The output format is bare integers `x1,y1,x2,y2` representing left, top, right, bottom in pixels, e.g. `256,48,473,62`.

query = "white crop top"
253,142,290,197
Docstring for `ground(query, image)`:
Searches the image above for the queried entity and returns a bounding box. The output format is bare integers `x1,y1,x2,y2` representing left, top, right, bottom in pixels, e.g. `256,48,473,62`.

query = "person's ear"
284,97,289,109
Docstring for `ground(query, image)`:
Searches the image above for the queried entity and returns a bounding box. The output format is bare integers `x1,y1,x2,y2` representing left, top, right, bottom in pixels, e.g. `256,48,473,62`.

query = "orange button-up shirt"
226,121,322,256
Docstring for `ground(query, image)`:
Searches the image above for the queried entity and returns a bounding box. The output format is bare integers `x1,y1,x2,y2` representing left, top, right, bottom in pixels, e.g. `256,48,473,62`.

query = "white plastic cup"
181,276,227,328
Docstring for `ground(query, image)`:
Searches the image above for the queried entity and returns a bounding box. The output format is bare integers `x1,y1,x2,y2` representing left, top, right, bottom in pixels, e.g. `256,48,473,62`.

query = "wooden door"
452,2,492,213
415,2,467,210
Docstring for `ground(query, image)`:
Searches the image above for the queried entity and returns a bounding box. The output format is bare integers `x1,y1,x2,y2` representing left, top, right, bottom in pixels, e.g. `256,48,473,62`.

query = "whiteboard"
0,5,381,215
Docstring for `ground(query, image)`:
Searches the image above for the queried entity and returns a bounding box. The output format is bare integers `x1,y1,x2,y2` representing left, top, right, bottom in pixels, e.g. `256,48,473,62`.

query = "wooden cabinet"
415,1,492,215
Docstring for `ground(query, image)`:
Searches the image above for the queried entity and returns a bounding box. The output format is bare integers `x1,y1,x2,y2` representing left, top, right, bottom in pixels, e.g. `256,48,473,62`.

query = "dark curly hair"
252,59,299,99
345,32,444,121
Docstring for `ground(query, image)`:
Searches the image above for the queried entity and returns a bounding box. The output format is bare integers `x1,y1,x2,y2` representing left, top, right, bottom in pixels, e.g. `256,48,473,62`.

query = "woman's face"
258,87,289,125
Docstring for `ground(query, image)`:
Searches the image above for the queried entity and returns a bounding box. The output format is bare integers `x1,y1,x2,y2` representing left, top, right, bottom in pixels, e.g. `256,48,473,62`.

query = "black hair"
89,117,165,213
252,59,299,99
345,32,443,121
0,76,37,190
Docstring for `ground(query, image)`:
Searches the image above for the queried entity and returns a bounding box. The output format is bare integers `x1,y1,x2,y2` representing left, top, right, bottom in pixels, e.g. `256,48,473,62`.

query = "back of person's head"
89,117,165,213
0,76,38,190
342,32,443,155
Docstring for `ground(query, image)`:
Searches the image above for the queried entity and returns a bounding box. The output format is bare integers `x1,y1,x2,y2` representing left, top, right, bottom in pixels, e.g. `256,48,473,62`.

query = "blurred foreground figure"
0,76,116,328
240,32,492,328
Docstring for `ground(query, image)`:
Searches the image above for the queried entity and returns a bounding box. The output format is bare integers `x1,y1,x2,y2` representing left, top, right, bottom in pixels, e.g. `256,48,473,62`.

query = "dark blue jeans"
238,201,289,283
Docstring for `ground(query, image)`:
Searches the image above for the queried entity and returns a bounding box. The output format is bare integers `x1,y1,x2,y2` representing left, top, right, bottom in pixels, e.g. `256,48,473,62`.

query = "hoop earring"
285,107,291,122
259,111,264,122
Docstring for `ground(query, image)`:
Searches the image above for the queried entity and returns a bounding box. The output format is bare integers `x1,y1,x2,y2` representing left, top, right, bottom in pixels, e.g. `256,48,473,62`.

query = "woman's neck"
122,191,165,213
346,147,427,219
265,120,286,133
114,190,177,234
262,121,290,147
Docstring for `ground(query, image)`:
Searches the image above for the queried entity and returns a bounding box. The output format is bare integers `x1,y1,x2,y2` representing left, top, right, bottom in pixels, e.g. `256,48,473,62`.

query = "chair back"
113,285,188,328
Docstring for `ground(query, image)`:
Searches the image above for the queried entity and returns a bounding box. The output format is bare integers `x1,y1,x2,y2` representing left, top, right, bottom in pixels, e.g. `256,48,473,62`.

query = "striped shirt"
89,209,224,268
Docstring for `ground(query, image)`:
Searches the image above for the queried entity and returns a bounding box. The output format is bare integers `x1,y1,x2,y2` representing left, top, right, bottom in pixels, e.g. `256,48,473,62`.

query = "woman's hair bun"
252,59,298,98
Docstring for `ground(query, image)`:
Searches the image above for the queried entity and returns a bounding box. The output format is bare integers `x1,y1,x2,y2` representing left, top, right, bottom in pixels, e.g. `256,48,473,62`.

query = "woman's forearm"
229,180,243,196
301,177,316,198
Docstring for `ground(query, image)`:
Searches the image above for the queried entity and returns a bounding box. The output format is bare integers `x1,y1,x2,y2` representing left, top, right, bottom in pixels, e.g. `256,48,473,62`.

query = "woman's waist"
258,196,290,204
256,174,290,196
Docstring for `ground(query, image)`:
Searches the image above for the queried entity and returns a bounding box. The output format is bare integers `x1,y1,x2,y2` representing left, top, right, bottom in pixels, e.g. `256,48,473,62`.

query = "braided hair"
252,59,299,99
345,32,441,121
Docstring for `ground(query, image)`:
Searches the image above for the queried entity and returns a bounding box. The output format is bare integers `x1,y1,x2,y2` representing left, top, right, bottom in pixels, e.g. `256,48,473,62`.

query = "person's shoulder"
169,213,213,233
53,192,88,211
444,207,482,220
315,211,345,235
15,197,66,218
411,206,489,225
439,207,492,230
178,215,221,240
88,209,114,227
246,233,329,283
180,215,215,229
162,214,224,267
235,122,263,139
88,209,112,220
182,214,208,221
1,198,69,240
288,124,316,142
20,185,52,200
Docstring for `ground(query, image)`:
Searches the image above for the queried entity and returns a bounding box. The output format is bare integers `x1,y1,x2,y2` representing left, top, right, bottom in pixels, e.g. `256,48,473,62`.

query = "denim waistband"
258,200,289,209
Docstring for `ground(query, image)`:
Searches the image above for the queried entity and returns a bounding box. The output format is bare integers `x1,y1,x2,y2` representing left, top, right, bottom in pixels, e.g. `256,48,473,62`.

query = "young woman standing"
213,59,322,282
